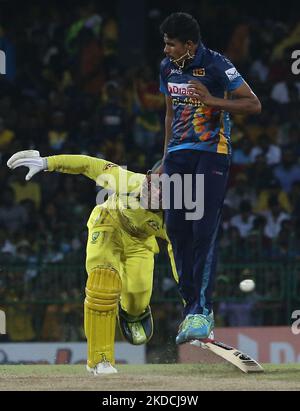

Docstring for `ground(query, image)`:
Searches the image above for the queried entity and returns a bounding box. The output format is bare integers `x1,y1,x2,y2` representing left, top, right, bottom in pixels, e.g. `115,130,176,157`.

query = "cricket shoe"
190,331,215,348
86,361,117,375
118,304,153,345
176,312,214,345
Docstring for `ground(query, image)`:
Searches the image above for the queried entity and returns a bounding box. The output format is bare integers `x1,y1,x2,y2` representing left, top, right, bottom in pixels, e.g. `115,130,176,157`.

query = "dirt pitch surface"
0,364,300,391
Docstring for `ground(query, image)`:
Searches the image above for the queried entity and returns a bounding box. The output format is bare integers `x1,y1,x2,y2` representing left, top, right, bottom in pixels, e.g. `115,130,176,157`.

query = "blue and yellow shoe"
118,304,153,345
176,312,214,345
175,314,194,345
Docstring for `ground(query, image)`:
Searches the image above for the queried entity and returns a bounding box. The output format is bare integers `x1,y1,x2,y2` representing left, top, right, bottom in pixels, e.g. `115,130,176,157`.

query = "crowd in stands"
0,2,300,342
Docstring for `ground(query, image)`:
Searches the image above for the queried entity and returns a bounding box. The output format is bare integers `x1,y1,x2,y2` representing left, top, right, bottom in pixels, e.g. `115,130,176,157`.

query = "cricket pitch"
0,364,300,391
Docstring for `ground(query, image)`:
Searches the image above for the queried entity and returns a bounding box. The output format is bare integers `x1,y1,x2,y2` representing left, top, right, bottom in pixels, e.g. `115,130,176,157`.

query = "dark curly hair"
160,12,201,44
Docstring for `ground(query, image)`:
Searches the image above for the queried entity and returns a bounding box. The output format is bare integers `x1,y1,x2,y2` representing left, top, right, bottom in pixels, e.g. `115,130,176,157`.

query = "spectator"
255,177,292,213
73,120,97,150
48,111,69,151
98,81,125,140
249,133,281,166
261,196,290,239
6,295,36,342
9,168,42,209
15,239,39,283
284,126,300,157
40,303,64,341
0,117,15,150
0,229,16,257
290,181,300,220
231,137,252,166
249,50,270,83
76,27,105,95
277,107,299,146
217,269,262,326
218,296,260,327
132,66,163,162
0,187,28,233
270,72,300,104
230,200,256,238
273,150,300,193
226,173,257,211
247,153,276,190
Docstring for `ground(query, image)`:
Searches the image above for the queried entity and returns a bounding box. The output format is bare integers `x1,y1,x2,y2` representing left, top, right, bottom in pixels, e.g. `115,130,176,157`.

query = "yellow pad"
84,267,122,367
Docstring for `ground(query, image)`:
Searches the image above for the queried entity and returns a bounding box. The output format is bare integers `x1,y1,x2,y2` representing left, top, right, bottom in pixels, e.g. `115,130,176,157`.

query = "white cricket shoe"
190,330,215,348
86,361,118,375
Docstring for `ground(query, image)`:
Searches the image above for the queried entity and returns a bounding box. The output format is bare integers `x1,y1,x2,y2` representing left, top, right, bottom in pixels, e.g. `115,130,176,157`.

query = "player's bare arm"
163,96,174,157
188,80,261,115
156,96,173,174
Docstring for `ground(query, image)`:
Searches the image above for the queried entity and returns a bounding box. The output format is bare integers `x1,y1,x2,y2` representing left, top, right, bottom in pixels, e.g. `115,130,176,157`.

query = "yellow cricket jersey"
46,155,168,251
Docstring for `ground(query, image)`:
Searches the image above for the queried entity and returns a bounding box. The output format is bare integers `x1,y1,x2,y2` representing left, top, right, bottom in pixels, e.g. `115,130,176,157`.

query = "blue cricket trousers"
163,150,230,317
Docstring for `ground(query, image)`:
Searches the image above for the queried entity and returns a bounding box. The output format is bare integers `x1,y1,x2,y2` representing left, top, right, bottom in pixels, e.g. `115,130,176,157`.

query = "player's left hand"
188,80,215,106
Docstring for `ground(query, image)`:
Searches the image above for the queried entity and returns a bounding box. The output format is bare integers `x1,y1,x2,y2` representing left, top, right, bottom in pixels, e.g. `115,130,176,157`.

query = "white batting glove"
7,150,48,181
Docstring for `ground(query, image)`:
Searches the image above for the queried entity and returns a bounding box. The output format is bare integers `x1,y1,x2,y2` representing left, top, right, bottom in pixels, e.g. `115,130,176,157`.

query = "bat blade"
191,339,264,373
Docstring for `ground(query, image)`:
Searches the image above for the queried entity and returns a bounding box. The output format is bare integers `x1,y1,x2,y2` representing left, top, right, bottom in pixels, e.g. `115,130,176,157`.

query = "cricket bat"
190,339,264,373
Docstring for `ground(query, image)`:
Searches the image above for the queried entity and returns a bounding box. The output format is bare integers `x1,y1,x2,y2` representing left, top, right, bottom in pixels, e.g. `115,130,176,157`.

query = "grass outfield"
0,364,300,390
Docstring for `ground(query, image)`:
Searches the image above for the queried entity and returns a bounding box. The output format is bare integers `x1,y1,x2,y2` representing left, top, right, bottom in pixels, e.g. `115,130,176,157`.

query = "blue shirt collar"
189,42,205,68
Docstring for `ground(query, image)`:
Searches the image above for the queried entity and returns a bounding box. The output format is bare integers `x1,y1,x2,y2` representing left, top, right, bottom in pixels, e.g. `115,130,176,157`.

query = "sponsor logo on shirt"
172,97,204,107
225,67,240,81
193,68,205,76
103,163,117,171
91,231,100,244
170,68,183,75
168,82,194,97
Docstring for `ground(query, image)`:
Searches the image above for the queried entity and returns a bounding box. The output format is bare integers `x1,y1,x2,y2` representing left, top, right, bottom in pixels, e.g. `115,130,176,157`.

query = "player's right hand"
7,150,47,181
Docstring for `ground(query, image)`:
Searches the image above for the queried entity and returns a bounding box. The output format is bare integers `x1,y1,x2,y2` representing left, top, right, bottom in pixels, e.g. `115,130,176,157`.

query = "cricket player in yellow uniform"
7,150,176,375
